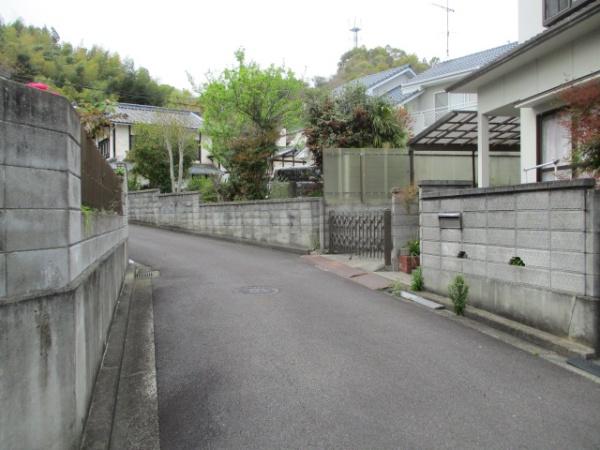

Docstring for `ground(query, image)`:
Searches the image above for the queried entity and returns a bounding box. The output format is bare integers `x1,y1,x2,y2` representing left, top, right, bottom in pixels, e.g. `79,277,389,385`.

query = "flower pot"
399,255,420,273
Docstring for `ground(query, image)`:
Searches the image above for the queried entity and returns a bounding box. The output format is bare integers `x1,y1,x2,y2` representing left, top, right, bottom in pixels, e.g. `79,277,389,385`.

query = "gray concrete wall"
391,190,419,264
128,190,323,252
420,179,599,350
0,78,128,449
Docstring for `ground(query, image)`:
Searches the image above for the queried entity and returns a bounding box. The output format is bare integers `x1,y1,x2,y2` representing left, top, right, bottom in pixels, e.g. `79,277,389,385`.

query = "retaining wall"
128,190,323,252
0,78,128,449
420,179,599,350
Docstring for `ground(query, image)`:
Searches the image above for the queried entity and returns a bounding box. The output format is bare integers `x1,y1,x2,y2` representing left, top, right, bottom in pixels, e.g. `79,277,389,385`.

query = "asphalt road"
129,225,600,450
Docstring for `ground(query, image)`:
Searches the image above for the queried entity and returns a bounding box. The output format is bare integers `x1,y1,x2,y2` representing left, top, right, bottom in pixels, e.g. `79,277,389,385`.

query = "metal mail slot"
438,212,462,229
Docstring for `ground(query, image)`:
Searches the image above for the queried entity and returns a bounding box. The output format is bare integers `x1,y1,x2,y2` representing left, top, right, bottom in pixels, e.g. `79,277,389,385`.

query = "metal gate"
329,209,392,265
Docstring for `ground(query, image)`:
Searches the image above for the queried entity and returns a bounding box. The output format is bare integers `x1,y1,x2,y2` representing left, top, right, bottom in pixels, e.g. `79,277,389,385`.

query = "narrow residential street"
129,225,600,450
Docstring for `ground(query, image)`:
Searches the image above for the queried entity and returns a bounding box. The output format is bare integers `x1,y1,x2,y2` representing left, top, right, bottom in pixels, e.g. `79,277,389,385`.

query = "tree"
0,19,194,107
327,46,437,88
200,50,305,200
305,84,410,169
560,80,600,179
127,123,196,193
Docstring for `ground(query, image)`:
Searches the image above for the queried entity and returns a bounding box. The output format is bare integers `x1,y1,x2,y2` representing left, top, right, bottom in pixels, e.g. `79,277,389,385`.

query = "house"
334,64,417,103
96,102,222,177
400,43,517,133
270,128,313,174
416,0,600,355
448,0,600,187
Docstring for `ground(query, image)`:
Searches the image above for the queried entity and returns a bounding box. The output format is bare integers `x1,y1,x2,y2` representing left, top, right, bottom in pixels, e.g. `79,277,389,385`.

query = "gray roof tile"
113,103,202,129
385,86,423,105
404,42,518,86
336,64,412,93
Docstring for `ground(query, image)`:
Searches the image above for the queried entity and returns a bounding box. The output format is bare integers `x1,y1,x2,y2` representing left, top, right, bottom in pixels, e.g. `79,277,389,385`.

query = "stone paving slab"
301,255,367,279
351,273,394,290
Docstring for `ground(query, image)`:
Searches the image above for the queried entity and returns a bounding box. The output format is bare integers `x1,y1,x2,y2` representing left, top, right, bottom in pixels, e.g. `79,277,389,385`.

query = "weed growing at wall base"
411,267,424,291
448,275,469,316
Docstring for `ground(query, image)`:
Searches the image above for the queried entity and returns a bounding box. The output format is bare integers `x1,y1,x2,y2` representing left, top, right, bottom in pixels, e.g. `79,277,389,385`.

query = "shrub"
127,173,141,192
509,256,525,267
407,239,420,257
199,177,219,203
411,267,424,291
391,279,403,296
448,275,469,316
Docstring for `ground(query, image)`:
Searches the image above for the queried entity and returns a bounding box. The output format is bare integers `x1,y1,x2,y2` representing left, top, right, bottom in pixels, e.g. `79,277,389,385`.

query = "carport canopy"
408,110,520,152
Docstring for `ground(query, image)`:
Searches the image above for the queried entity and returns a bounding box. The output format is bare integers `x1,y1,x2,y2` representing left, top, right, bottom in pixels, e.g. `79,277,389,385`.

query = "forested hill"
0,19,197,107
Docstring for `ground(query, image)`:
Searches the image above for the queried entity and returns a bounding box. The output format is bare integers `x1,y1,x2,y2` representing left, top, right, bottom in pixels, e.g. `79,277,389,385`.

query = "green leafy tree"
328,46,437,87
127,123,196,193
0,19,193,107
305,84,410,169
200,50,305,200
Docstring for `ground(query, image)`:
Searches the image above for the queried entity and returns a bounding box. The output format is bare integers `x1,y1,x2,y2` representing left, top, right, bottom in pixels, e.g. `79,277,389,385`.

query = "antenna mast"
432,1,455,58
349,20,361,49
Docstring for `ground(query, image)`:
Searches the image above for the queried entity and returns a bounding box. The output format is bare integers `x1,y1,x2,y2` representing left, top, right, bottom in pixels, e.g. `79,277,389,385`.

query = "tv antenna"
349,19,362,49
432,1,455,58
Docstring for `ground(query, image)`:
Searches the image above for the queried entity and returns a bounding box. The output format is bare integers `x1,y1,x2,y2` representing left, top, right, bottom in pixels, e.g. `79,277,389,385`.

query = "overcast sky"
2,0,518,89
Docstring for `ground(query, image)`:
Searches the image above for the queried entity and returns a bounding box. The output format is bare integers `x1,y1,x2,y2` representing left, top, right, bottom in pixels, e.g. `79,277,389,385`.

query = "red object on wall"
26,82,50,90
25,82,60,96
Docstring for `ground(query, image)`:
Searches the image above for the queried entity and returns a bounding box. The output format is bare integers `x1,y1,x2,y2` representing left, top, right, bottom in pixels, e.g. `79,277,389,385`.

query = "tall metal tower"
432,1,455,58
350,20,361,49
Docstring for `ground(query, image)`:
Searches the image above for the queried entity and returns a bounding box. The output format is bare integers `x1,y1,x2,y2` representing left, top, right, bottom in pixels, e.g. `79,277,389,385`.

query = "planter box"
399,255,420,273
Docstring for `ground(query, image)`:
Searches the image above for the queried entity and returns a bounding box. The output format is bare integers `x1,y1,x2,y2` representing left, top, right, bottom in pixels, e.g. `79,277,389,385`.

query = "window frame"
543,0,594,27
536,108,573,181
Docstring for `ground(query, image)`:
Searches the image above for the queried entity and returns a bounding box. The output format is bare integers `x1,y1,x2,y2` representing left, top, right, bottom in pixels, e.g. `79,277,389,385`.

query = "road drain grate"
135,270,160,279
238,286,279,295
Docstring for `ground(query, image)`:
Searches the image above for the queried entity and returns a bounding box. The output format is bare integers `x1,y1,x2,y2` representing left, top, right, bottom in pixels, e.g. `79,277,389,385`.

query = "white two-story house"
448,0,600,186
337,44,520,186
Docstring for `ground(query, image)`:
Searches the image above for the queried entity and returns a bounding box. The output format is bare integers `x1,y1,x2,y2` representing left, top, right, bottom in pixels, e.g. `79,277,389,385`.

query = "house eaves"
448,0,600,93
402,68,475,90
366,67,416,94
387,88,424,106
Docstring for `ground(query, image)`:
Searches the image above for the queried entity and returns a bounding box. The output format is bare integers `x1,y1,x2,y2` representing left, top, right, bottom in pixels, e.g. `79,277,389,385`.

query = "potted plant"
399,239,420,273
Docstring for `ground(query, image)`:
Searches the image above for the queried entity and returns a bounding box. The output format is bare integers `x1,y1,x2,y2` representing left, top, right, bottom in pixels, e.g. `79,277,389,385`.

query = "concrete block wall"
0,78,128,449
128,190,323,252
420,179,600,350
391,192,419,259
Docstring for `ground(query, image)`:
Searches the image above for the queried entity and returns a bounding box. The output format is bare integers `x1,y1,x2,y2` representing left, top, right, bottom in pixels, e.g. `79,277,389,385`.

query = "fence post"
384,209,392,267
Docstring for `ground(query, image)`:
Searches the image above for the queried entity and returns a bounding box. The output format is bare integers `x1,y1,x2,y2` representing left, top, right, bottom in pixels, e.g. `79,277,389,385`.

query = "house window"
543,0,594,26
434,92,449,120
98,138,110,159
538,110,572,181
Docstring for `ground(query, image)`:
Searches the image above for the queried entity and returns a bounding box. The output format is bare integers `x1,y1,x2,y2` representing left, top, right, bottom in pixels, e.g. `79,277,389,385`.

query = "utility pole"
432,1,455,58
349,20,361,49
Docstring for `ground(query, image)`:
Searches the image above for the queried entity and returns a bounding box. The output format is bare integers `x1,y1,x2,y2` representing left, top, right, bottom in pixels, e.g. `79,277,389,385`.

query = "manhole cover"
238,286,279,295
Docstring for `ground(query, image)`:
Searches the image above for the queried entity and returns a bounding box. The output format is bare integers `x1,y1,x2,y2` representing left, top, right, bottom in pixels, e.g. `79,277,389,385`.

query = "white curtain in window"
540,112,571,181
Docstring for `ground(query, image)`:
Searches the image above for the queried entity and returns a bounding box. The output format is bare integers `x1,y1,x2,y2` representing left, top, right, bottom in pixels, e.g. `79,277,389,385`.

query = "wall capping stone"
422,178,596,200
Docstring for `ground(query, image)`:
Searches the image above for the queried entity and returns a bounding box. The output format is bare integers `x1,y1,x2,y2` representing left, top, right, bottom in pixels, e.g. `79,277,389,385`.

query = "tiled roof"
112,103,202,129
449,1,600,92
404,43,518,87
385,86,423,105
335,64,412,93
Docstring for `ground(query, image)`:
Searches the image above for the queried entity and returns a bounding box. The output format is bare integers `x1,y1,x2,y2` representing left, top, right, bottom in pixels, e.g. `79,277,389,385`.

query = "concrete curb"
79,264,160,450
80,264,135,450
110,265,160,450
302,256,596,360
